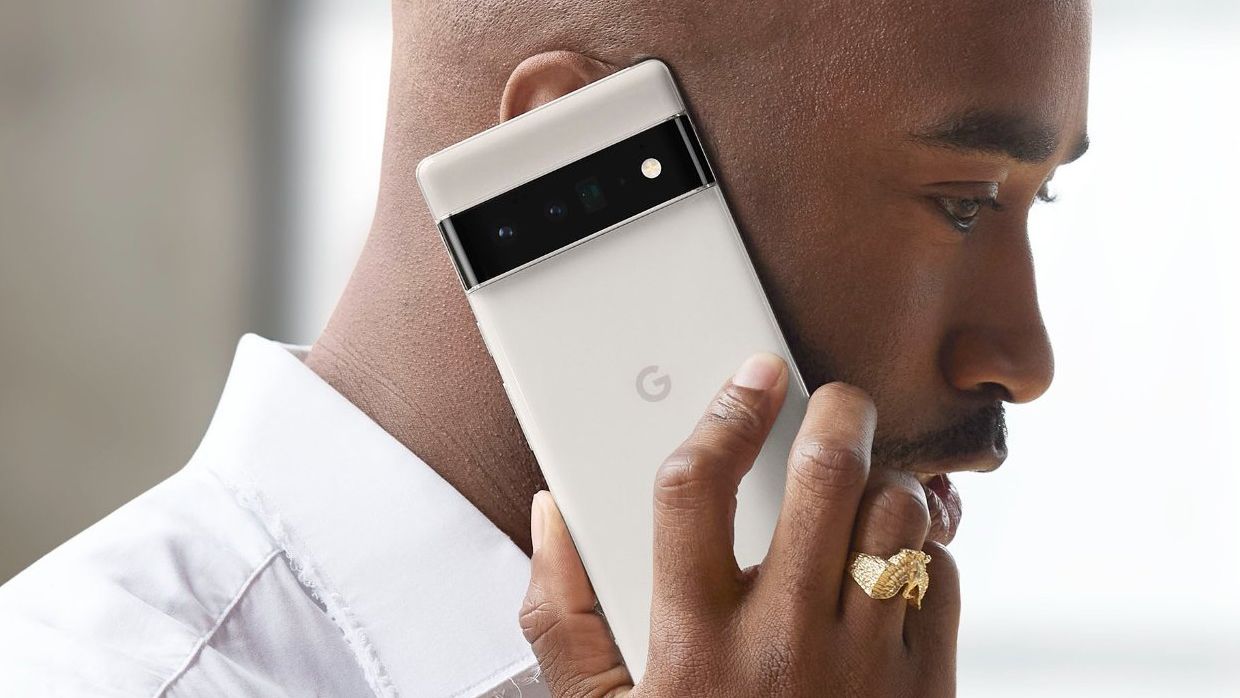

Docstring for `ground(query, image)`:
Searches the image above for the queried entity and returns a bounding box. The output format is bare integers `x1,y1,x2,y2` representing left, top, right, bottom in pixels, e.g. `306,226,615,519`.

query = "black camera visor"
438,114,715,290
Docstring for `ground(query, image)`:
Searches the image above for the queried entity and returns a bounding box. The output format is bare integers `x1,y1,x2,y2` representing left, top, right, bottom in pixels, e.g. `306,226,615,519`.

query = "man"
0,0,1090,695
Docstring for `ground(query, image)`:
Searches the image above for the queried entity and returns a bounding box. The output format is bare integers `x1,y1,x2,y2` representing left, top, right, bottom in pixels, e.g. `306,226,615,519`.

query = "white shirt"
0,334,550,697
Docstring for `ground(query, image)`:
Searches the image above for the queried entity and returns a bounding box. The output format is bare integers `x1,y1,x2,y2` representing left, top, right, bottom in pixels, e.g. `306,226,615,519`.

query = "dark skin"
307,0,1089,692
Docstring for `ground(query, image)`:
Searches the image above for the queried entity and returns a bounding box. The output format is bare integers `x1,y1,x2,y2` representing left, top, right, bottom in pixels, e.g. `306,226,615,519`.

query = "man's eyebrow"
912,109,1087,165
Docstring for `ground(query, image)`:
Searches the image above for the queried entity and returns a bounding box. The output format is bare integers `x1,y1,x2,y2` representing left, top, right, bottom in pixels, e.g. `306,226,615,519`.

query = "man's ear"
500,51,617,121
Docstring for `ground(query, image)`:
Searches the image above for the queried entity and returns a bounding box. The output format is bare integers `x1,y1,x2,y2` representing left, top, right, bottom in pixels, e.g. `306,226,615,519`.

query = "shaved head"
309,0,1091,551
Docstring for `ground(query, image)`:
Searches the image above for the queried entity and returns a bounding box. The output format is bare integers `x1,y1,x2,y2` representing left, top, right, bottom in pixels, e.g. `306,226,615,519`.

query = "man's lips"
910,442,1007,477
919,473,963,546
909,446,1004,546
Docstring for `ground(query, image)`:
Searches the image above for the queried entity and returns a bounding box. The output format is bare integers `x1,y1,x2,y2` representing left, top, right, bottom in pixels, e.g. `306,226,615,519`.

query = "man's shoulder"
0,464,280,695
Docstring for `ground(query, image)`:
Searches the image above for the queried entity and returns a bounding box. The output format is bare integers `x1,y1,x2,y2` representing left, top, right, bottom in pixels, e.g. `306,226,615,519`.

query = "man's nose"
941,234,1055,404
942,322,1054,403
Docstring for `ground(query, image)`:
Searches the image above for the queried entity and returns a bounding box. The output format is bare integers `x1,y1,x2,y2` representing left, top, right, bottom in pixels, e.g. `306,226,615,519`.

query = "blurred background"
1,1,1236,695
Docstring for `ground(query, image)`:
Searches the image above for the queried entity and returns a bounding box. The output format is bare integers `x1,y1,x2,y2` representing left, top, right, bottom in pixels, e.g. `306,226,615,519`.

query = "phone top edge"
416,59,684,220
429,112,685,224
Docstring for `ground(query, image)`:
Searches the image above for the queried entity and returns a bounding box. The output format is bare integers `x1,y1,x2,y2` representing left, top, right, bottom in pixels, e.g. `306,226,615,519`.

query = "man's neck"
304,206,546,557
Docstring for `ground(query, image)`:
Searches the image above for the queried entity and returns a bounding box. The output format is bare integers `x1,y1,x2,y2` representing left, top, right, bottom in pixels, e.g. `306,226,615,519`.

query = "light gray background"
0,1,265,582
1,1,1237,695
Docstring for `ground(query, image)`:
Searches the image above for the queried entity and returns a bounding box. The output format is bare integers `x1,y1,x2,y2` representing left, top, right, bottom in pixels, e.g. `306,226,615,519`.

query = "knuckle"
653,382,774,511
705,383,768,445
653,447,715,509
517,590,563,648
788,440,868,501
868,485,931,536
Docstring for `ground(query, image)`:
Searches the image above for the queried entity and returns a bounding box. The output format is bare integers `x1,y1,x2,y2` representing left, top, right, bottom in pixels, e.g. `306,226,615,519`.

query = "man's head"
327,0,1089,542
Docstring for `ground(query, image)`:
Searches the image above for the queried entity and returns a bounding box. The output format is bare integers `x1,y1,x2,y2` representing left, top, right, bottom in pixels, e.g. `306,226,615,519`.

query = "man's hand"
519,352,960,696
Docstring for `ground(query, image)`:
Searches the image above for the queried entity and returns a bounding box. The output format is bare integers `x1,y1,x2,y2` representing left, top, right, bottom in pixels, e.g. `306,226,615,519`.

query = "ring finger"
840,467,931,641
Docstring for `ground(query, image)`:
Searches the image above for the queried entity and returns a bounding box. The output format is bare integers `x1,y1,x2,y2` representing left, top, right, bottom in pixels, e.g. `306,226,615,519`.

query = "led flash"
641,157,662,179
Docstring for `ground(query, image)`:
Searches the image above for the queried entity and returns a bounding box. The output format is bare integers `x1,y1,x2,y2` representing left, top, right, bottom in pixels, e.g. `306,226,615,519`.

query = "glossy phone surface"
417,60,809,681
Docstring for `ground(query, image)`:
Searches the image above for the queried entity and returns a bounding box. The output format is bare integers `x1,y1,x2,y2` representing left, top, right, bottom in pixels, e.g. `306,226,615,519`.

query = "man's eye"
935,196,1000,234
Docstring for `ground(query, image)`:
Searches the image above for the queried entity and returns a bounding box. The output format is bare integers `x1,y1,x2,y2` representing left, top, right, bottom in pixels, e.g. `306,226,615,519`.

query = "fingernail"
733,352,784,390
530,491,547,554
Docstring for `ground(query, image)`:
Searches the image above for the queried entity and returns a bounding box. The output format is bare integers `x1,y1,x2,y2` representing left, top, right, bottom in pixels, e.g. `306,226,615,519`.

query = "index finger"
759,382,876,612
651,352,789,608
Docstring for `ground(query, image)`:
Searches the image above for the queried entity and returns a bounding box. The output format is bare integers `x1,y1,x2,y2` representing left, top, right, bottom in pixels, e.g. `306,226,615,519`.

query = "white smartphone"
416,59,809,681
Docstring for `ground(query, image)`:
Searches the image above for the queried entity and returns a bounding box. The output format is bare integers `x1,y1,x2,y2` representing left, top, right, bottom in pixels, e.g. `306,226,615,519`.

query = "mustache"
871,403,1007,470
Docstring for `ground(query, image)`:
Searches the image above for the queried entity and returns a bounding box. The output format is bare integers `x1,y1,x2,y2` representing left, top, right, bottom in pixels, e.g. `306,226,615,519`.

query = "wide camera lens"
496,224,516,243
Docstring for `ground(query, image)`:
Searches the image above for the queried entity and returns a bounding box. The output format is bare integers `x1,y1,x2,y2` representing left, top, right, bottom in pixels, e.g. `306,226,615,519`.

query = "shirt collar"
189,334,538,697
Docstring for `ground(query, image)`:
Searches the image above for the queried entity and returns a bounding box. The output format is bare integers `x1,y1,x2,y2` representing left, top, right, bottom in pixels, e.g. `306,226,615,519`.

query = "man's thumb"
519,491,633,697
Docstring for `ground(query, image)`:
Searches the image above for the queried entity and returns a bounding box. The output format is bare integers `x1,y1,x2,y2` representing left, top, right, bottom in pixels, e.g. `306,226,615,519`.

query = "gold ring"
847,548,932,609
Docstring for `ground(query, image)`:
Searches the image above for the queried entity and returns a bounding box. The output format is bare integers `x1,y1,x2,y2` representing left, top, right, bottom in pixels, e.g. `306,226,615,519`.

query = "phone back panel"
416,60,809,681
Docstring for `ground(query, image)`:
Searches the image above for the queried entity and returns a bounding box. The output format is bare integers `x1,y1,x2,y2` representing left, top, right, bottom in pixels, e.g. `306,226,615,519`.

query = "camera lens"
545,200,567,221
496,224,516,243
574,177,607,214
